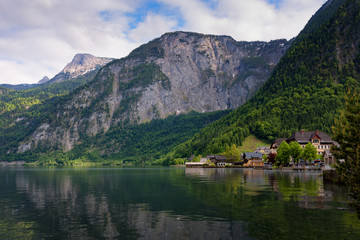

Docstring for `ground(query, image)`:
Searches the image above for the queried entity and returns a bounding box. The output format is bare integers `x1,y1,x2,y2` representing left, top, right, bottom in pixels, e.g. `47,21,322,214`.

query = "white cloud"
0,0,328,84
159,0,327,41
128,13,178,42
0,0,141,84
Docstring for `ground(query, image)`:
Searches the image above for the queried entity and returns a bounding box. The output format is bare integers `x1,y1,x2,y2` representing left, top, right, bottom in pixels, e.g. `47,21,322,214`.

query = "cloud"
159,0,327,41
0,0,142,84
0,0,327,84
128,13,178,42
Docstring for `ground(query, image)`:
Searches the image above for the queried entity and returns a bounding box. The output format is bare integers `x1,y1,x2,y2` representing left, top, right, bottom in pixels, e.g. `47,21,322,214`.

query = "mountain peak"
38,76,50,84
66,53,107,68
49,53,114,84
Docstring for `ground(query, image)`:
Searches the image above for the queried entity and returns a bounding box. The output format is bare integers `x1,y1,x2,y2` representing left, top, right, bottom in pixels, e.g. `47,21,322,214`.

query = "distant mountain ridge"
0,53,113,90
5,31,291,154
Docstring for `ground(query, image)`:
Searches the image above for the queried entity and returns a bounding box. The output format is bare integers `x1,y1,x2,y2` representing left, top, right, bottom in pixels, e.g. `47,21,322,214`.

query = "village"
185,130,337,171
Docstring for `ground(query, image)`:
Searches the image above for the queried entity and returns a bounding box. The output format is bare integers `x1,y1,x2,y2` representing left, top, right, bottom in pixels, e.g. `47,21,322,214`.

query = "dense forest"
0,71,97,123
168,0,360,159
0,71,99,156
1,110,230,165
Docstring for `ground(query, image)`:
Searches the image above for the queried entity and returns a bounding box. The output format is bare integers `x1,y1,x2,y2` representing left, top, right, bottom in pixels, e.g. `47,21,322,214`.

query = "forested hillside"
0,71,97,128
1,110,230,165
168,0,360,159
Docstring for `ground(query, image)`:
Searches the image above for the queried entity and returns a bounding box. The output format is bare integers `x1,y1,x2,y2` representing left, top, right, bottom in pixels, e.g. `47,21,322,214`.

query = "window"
313,139,319,143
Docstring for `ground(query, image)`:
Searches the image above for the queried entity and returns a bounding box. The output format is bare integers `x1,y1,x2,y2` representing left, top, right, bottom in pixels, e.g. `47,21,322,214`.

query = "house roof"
207,155,227,161
287,130,333,144
255,146,270,151
244,152,263,159
270,138,286,148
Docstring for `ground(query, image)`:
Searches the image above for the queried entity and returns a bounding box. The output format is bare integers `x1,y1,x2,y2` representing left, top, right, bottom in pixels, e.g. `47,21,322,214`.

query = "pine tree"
332,89,360,210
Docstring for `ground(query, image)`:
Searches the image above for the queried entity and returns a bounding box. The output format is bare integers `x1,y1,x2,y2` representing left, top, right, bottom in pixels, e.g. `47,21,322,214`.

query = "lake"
0,167,359,239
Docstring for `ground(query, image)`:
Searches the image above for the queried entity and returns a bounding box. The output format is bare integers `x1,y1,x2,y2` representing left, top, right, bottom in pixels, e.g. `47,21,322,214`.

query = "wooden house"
243,152,264,168
207,155,227,167
255,146,271,155
286,130,335,155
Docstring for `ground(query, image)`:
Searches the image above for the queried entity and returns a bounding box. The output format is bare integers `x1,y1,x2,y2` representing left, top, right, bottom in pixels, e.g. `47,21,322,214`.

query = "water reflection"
185,168,350,210
0,167,359,239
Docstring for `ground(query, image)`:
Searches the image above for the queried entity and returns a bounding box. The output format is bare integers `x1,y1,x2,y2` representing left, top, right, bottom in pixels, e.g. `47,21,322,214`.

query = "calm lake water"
0,167,360,239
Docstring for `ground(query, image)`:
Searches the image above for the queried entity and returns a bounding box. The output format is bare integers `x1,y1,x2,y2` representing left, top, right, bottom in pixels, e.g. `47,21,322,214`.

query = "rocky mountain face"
17,32,290,153
38,76,50,84
48,53,113,84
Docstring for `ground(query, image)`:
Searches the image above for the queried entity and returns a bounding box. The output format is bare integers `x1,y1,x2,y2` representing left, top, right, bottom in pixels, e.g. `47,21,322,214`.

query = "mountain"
0,54,112,124
168,0,360,158
1,32,290,157
47,53,113,84
0,54,112,91
0,67,101,139
0,83,40,90
38,76,50,84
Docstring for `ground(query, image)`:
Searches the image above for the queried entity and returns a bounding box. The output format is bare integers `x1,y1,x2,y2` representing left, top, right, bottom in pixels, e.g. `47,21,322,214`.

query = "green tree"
230,144,241,162
192,155,201,162
262,154,268,162
224,144,231,159
289,141,303,163
223,144,241,162
302,142,317,162
275,141,290,166
332,89,360,210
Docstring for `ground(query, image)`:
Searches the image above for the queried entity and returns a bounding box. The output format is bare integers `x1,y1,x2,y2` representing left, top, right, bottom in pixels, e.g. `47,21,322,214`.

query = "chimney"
316,130,319,134
301,129,304,134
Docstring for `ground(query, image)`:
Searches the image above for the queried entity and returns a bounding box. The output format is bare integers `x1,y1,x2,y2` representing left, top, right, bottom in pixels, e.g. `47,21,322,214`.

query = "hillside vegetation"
1,110,230,165
169,0,360,159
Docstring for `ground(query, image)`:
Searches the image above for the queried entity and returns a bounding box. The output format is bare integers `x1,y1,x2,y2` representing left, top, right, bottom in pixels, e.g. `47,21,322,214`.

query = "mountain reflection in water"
0,167,359,239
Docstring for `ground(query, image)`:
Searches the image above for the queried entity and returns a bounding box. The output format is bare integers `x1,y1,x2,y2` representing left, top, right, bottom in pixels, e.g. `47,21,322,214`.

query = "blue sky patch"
267,0,282,9
125,1,185,30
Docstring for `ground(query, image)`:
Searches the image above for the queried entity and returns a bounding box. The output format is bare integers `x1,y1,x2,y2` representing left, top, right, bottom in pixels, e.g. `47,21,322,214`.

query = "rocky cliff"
48,53,113,84
17,32,290,153
38,76,50,84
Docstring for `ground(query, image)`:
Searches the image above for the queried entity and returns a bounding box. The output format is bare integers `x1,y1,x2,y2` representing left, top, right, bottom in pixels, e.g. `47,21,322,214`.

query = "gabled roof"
287,130,333,144
207,155,227,161
270,138,286,148
244,152,263,159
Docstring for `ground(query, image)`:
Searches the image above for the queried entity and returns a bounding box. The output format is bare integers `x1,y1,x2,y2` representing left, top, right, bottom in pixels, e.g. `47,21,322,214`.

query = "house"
270,138,287,154
243,152,264,168
207,155,227,167
286,130,336,155
254,146,271,155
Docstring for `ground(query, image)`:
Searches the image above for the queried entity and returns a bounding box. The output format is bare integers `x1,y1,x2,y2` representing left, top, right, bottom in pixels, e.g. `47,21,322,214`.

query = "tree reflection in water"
0,167,359,239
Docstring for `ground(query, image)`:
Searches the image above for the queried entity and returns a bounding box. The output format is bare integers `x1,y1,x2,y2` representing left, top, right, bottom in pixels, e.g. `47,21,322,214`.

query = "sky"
0,0,328,85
